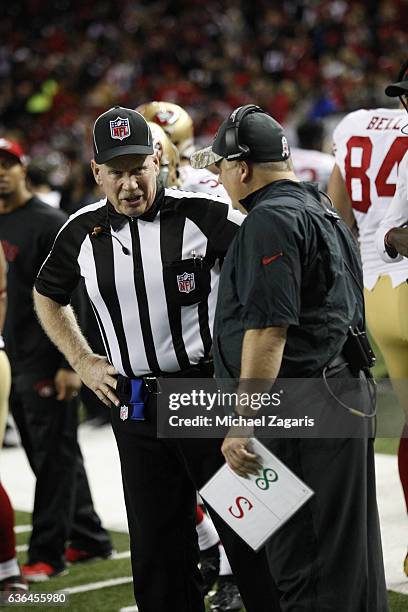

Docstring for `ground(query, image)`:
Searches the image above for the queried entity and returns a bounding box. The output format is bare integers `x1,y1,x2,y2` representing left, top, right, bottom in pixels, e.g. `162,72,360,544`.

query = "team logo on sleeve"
110,117,131,140
177,272,195,293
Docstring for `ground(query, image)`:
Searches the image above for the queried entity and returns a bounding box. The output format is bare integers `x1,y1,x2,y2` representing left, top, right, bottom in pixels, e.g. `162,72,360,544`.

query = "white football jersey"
375,150,408,263
291,147,335,189
179,164,229,199
333,108,408,288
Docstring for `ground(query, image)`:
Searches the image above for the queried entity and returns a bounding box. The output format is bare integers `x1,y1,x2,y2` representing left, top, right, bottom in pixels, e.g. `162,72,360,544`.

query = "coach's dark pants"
111,393,281,612
11,370,112,570
262,437,388,612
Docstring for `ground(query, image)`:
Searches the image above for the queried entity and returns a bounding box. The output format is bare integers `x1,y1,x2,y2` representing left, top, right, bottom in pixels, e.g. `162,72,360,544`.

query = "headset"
223,104,266,160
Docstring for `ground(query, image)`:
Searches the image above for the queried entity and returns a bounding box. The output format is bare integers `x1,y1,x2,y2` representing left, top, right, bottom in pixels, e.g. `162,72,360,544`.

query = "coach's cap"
93,106,154,164
0,138,25,164
191,106,290,169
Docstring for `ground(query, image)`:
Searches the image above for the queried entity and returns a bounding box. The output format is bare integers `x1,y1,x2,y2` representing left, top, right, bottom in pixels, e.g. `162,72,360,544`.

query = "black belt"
328,354,348,368
117,360,214,397
325,354,350,377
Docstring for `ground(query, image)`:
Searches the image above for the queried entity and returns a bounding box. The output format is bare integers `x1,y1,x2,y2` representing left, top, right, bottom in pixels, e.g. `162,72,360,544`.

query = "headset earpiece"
223,104,265,161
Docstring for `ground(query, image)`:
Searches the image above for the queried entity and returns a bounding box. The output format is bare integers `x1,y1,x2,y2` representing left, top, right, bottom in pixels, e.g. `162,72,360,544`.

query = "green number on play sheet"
255,467,279,490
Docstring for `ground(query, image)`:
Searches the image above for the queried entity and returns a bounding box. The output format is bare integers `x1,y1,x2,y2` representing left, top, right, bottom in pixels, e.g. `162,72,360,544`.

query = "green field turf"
6,509,407,612
370,334,405,456
11,510,218,611
375,380,403,455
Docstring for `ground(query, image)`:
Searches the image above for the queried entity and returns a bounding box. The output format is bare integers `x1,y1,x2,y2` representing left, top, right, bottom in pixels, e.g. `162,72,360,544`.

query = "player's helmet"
147,121,181,188
136,101,194,159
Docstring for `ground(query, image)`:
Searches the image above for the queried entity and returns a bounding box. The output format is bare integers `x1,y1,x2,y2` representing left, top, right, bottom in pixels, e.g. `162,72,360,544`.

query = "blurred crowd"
0,0,406,202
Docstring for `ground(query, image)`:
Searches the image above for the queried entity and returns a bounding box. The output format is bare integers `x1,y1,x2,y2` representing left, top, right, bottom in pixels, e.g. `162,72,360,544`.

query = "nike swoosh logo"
262,252,283,265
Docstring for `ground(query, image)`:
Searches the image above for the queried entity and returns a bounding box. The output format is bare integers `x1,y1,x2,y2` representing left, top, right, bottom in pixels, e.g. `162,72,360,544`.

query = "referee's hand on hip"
76,354,119,408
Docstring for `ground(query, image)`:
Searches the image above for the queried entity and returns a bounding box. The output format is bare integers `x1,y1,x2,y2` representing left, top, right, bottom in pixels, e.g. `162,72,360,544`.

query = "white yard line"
14,544,129,559
14,525,32,534
119,607,139,612
59,576,133,595
112,550,131,560
387,581,408,596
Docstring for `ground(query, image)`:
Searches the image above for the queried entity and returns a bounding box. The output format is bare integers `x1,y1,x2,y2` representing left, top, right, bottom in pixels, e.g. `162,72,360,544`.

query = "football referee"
33,107,281,612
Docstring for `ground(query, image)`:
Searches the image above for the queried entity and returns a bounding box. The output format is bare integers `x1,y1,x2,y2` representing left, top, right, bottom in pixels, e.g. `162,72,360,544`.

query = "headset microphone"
90,226,131,255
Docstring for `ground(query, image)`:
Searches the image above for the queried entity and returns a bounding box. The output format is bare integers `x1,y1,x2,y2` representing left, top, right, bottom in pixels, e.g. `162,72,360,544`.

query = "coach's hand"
221,425,262,478
76,354,119,408
55,368,82,401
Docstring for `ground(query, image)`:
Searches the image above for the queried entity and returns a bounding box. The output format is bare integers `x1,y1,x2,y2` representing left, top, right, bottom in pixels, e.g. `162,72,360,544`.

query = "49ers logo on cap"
110,117,131,140
281,136,290,158
177,272,195,294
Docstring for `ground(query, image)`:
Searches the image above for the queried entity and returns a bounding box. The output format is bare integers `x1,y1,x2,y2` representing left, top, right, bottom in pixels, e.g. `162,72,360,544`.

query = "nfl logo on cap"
110,117,131,141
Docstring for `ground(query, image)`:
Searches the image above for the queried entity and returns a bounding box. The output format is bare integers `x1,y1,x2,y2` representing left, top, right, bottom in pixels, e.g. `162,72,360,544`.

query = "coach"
191,105,388,611
33,106,282,612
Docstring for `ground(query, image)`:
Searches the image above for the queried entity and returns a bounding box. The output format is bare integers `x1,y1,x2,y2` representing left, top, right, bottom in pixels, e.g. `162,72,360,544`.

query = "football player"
328,60,408,577
147,121,181,189
137,101,228,199
290,119,334,189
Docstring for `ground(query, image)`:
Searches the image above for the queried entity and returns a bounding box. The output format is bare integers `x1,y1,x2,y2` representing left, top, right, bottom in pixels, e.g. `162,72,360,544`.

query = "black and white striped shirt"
35,187,244,377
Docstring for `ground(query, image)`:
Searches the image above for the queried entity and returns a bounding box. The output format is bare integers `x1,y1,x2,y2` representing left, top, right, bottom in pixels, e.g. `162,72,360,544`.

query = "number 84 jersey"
333,108,408,289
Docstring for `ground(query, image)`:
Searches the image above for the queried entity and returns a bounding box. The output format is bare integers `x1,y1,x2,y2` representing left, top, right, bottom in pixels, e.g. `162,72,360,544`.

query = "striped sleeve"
35,218,82,305
35,200,106,305
167,189,245,254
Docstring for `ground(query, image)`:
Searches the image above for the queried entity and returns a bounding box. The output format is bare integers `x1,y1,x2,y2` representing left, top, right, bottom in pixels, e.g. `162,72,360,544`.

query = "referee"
33,107,280,612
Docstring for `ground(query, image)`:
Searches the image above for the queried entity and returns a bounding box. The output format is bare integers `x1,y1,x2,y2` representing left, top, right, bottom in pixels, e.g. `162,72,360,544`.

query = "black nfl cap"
191,105,290,169
385,60,408,98
93,106,154,163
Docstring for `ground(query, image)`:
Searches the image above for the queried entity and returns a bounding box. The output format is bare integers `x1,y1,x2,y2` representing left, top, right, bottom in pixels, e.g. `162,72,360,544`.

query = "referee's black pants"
11,370,112,570
110,392,281,612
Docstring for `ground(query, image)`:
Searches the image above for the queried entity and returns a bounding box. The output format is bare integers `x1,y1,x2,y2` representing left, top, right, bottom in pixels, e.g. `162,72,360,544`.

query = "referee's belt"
116,359,214,397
